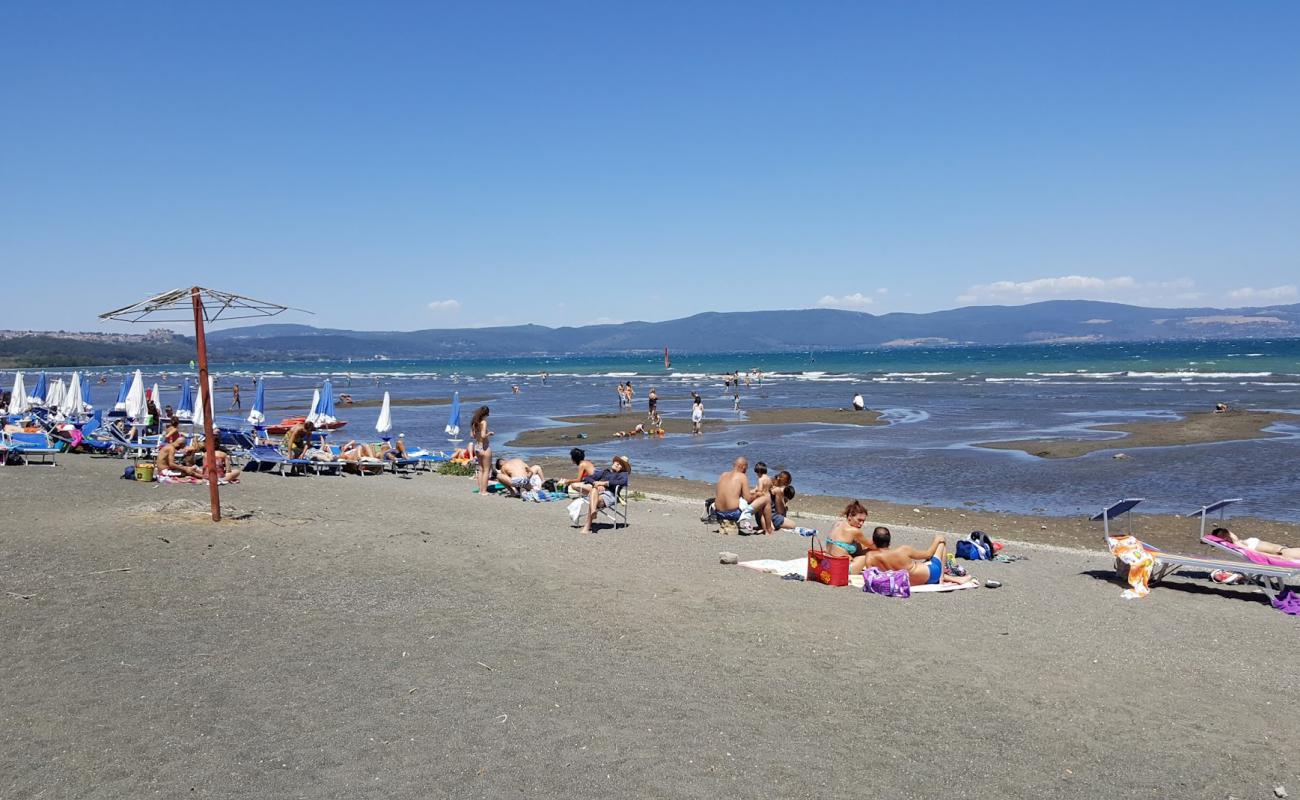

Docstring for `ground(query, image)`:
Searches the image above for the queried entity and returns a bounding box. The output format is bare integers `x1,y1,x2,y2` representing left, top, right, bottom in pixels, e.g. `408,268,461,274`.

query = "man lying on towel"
714,456,773,533
861,527,973,586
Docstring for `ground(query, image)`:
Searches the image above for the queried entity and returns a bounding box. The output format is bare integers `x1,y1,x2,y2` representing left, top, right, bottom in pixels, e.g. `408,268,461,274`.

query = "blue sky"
3,1,1298,332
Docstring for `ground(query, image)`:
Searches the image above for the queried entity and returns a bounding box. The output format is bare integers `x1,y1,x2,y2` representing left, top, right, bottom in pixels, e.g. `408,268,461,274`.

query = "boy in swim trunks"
862,527,973,586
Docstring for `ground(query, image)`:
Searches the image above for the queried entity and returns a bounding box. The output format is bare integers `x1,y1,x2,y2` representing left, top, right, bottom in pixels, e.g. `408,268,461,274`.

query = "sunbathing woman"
825,500,873,568
470,406,493,496
1213,527,1300,560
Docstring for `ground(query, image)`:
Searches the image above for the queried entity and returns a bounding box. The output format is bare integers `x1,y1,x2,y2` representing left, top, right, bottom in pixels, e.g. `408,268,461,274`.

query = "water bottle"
795,527,817,537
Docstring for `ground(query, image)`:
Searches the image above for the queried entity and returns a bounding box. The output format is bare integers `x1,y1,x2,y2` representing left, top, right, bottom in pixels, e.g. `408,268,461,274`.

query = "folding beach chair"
575,484,630,530
1093,498,1299,604
2,431,59,466
104,423,160,460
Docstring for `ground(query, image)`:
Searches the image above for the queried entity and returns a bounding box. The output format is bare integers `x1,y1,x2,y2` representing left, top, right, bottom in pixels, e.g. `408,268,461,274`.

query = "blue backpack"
956,531,994,560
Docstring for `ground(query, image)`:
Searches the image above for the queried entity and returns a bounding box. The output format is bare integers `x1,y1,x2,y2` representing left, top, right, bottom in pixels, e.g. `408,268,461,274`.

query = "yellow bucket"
135,462,156,482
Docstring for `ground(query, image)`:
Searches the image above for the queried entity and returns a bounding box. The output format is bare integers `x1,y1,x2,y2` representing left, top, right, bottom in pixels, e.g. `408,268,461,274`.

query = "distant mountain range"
5,300,1298,367
204,300,1300,359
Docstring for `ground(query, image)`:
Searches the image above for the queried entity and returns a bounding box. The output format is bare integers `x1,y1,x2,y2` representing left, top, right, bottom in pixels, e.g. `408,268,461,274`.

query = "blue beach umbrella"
82,380,94,412
29,372,47,404
445,391,461,439
247,378,267,427
310,379,336,426
177,379,194,419
114,376,130,412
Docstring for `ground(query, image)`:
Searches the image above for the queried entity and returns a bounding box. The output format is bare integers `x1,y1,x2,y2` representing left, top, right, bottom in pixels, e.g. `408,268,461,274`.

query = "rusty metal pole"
191,287,222,522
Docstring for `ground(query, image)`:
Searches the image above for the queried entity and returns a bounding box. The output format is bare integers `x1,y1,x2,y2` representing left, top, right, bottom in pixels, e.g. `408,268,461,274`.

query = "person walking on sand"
230,383,241,411
470,406,494,496
691,392,704,434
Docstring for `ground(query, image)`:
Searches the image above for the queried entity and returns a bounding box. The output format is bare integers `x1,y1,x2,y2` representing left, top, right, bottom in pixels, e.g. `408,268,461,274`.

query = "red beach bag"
807,536,850,587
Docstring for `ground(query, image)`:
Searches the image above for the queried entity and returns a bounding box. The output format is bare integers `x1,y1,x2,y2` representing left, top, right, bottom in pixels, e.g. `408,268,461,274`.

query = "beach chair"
2,431,59,466
385,444,447,473
103,423,160,459
1194,498,1300,571
1093,498,1299,604
247,444,312,476
577,484,630,530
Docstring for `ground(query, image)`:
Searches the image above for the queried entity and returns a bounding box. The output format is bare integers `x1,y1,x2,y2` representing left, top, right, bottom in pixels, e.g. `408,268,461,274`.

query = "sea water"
10,338,1300,521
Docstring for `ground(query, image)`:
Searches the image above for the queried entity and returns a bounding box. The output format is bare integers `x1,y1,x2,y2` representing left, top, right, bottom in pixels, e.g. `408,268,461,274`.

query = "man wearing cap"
573,455,631,533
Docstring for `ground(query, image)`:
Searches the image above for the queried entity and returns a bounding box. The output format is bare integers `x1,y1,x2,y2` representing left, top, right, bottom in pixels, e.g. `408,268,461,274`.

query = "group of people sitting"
280,419,410,472
154,432,242,483
712,456,799,535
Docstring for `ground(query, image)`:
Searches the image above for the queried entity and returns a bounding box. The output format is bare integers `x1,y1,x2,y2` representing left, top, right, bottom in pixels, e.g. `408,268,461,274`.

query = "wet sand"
1,456,1295,798
975,410,1297,459
509,407,881,447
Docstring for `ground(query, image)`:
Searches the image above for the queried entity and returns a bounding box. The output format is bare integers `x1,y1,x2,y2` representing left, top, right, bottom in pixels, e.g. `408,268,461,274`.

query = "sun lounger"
1093,498,1299,604
2,431,59,465
247,444,312,476
1193,498,1300,570
385,445,448,472
104,423,160,459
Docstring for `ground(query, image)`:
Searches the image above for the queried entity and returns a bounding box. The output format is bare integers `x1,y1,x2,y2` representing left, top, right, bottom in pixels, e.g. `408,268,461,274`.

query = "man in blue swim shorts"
862,527,973,587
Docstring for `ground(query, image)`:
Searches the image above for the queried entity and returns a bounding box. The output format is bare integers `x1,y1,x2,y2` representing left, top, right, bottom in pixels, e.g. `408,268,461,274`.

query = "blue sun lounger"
247,444,312,476
2,431,59,466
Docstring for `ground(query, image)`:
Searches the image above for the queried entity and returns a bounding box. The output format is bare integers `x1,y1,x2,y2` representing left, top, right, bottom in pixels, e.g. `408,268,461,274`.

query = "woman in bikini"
470,406,493,496
825,500,874,569
1213,527,1300,560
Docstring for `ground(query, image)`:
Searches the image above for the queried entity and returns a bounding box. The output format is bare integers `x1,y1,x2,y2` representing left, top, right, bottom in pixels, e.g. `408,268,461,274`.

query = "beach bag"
121,466,136,480
807,535,850,587
864,566,910,598
957,531,994,560
701,498,717,524
566,498,585,524
541,478,557,493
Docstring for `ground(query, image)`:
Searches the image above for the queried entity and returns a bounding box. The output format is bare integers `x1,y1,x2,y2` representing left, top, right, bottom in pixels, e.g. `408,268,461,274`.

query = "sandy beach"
2,456,1296,799
975,410,1295,459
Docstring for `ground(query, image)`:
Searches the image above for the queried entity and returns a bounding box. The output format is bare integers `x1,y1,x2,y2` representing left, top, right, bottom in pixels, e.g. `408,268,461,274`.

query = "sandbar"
508,407,881,447
975,410,1296,459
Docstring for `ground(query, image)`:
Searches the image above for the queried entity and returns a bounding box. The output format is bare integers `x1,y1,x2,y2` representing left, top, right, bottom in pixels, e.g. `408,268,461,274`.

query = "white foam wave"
1126,371,1272,379
883,372,952,377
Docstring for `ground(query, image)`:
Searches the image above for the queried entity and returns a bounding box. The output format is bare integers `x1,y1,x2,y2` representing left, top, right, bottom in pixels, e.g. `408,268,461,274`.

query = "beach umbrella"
247,377,267,426
81,378,93,413
151,382,162,418
125,370,147,421
445,391,461,439
376,391,392,438
7,371,29,415
177,379,194,420
307,388,320,421
45,378,66,412
309,379,336,427
29,372,47,405
114,376,130,412
61,372,85,419
192,376,214,430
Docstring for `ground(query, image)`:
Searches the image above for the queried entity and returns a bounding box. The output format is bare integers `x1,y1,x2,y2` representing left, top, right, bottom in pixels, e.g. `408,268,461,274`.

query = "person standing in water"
230,383,241,411
691,392,704,434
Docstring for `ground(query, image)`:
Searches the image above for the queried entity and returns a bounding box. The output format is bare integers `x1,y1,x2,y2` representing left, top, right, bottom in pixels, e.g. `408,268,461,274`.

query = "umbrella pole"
191,287,221,522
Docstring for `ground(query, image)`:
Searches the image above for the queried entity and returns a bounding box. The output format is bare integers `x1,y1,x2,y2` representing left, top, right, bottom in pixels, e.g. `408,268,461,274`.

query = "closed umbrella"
45,378,66,411
125,370,147,421
247,378,267,426
61,372,85,419
114,376,130,412
306,388,320,422
376,391,392,438
192,376,214,430
30,372,47,405
81,378,93,413
177,379,194,420
7,371,29,415
445,391,461,439
309,379,336,427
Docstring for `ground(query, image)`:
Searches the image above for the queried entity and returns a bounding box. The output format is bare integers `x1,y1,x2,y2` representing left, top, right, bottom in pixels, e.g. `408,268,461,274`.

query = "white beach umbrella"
151,382,161,417
61,372,85,419
375,391,392,437
306,388,320,424
7,371,29,415
125,369,148,421
192,376,214,430
45,378,67,411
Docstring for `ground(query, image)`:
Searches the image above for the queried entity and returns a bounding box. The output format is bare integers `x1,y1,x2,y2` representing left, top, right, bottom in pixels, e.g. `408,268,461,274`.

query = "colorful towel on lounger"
1107,535,1154,599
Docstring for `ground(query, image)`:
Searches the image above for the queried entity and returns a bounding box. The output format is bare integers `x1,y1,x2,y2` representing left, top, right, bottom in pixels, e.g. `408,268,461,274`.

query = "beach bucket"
135,462,156,482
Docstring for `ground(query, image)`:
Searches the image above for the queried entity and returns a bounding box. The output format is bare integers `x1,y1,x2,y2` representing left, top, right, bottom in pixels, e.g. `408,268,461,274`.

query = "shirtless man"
713,456,773,533
282,420,315,458
494,457,543,497
862,527,972,585
155,440,201,478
